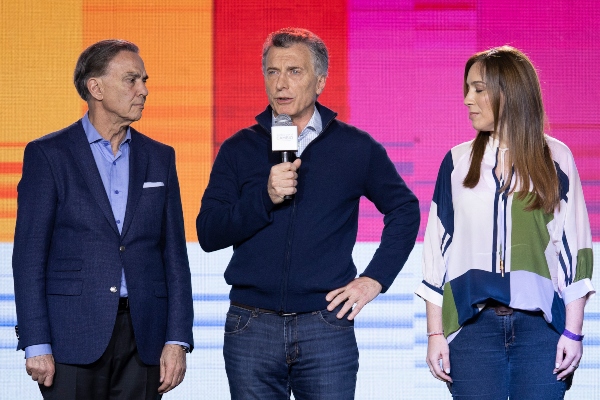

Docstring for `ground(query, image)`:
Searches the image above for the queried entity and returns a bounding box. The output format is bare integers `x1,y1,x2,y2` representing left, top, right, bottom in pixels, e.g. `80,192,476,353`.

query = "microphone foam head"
274,114,293,126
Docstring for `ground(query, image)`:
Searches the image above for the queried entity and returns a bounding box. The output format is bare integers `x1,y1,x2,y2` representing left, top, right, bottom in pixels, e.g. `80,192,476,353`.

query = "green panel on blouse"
510,192,554,279
442,282,460,337
575,248,594,282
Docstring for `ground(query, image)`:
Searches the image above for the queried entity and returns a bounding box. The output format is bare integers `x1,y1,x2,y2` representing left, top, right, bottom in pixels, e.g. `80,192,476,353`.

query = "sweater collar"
255,102,337,134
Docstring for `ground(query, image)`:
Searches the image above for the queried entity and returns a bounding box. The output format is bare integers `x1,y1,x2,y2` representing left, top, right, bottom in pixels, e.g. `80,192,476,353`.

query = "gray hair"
262,28,328,77
73,39,139,101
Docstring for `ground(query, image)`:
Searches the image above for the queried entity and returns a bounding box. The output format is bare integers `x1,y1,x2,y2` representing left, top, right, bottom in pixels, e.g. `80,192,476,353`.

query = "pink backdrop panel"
348,0,600,241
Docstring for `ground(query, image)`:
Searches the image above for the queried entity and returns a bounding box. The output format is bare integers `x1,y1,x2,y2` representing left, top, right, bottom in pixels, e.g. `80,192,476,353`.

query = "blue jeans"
448,307,568,399
223,304,359,400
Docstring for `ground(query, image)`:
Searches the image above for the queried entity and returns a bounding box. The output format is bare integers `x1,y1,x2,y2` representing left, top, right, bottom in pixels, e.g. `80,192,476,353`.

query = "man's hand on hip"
268,159,301,204
26,354,55,387
158,344,187,394
326,276,383,320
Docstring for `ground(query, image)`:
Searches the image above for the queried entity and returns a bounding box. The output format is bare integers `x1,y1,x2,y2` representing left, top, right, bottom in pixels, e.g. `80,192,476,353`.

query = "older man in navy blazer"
12,39,194,400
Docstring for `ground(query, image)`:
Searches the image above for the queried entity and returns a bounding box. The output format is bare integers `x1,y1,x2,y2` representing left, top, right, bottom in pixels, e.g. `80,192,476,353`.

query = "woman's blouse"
415,135,595,342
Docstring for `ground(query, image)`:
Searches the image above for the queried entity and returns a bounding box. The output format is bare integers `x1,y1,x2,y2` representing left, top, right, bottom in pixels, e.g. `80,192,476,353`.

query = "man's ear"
316,75,327,96
87,78,103,101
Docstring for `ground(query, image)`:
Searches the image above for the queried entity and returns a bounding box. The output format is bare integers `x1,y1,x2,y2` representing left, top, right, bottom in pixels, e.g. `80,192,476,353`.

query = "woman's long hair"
462,46,559,213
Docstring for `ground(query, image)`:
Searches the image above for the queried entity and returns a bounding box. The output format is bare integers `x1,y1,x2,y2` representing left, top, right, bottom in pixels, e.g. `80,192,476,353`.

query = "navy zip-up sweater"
197,103,420,313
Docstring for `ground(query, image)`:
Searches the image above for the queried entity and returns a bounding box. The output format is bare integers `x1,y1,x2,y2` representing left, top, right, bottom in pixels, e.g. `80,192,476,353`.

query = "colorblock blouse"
415,135,595,342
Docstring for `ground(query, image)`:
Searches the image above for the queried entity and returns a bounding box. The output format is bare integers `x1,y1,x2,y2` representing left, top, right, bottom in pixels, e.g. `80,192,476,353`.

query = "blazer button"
119,246,125,252
110,286,117,293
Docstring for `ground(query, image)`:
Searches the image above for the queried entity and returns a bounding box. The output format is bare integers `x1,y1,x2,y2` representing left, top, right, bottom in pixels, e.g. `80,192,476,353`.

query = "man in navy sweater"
197,28,420,399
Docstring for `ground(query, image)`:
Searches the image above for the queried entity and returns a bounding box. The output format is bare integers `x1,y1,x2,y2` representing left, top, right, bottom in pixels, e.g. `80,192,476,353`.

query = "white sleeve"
555,148,595,305
415,151,455,307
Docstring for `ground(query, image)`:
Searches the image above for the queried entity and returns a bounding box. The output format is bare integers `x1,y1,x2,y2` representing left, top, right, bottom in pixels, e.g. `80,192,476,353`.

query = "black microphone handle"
281,151,293,200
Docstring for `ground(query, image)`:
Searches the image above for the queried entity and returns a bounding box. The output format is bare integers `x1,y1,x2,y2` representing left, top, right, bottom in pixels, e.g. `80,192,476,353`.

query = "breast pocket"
142,186,166,195
137,187,166,229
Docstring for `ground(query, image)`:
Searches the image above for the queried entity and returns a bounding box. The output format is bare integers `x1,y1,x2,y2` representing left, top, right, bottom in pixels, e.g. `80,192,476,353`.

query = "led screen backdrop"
0,1,598,398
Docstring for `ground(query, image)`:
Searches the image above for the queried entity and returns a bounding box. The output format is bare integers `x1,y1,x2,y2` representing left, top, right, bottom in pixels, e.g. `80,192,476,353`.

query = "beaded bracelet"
426,331,444,337
562,328,584,341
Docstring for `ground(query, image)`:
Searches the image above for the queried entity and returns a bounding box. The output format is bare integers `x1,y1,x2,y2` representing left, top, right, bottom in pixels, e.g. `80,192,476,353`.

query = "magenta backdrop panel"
348,0,600,241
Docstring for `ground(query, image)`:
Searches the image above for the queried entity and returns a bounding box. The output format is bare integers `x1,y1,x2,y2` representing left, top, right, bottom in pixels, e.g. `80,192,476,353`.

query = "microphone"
271,114,298,200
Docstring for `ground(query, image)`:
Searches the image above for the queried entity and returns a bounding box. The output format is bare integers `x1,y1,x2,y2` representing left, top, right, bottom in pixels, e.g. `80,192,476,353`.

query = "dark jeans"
223,304,359,400
448,307,568,400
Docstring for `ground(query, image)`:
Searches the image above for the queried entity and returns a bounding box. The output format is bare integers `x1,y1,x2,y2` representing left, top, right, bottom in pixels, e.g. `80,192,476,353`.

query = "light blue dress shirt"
83,114,131,297
272,107,323,156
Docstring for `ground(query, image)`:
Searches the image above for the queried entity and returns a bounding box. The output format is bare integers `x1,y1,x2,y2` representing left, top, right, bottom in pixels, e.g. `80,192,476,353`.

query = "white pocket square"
143,182,164,188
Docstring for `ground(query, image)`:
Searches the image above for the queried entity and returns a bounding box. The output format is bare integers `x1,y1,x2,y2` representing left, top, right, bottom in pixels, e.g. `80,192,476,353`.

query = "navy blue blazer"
12,120,194,365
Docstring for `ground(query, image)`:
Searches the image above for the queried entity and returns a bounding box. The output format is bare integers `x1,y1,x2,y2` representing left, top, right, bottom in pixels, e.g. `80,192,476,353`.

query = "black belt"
118,297,130,311
486,301,546,317
485,300,513,315
230,301,299,316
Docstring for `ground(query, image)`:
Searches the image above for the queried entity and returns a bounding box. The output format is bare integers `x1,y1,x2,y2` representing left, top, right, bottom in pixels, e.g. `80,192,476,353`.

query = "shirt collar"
82,112,131,145
305,107,322,136
271,106,322,135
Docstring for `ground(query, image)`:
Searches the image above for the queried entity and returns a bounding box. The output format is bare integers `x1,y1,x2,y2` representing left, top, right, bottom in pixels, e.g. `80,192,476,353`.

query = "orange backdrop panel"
83,0,213,242
0,1,213,242
0,0,83,241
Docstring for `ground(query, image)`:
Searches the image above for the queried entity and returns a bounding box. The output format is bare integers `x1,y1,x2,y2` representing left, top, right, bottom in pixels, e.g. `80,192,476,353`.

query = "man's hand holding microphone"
268,159,301,204
269,113,300,204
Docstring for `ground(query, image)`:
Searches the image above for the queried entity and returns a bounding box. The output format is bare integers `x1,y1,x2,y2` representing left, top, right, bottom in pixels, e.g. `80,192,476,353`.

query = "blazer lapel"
121,130,147,238
68,121,120,236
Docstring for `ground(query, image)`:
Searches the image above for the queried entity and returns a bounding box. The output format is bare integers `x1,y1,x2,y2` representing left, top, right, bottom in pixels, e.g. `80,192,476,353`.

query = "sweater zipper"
279,198,297,313
277,116,337,313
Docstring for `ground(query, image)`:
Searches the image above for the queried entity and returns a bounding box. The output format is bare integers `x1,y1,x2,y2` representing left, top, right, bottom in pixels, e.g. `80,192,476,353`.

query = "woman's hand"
425,300,452,382
426,335,453,383
554,296,587,380
554,334,583,380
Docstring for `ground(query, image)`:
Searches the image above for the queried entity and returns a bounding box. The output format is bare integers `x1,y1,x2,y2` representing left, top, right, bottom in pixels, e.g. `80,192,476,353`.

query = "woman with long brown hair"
416,46,594,399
